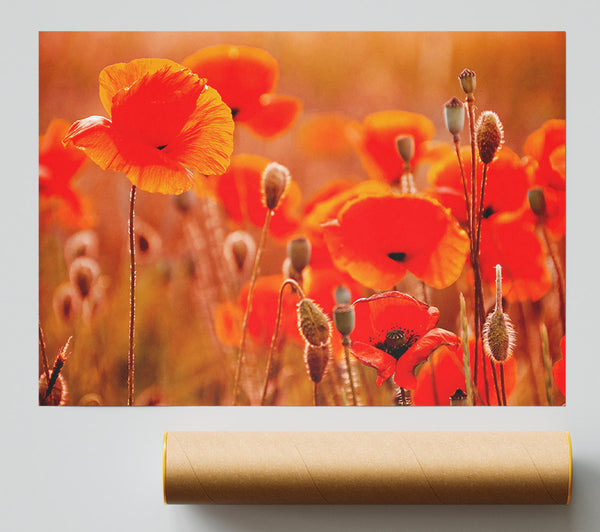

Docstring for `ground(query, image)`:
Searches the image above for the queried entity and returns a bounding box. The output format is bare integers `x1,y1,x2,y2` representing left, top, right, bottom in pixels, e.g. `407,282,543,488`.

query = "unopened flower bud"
261,162,291,210
333,304,355,337
459,68,476,96
287,236,311,274
297,298,331,347
282,257,302,284
224,231,255,273
64,230,98,266
304,343,331,383
39,373,68,405
69,256,100,299
483,264,516,363
444,97,465,137
450,388,468,406
528,188,547,217
476,111,504,164
395,135,414,164
174,190,196,213
334,285,352,305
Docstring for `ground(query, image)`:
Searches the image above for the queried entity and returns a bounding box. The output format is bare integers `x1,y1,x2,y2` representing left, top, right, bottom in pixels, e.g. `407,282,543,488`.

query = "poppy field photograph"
38,31,566,406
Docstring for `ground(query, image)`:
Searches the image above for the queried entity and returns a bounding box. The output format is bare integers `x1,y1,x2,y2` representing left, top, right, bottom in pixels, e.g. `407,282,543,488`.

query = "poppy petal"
239,94,302,138
350,342,396,385
393,328,461,390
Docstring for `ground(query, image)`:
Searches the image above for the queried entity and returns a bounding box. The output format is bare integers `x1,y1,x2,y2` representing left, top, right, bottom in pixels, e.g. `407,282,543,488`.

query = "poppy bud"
304,343,331,383
444,97,465,137
174,190,196,213
459,68,476,96
261,162,291,211
69,256,100,299
334,285,352,305
476,111,504,164
282,257,302,284
52,283,82,324
395,135,414,164
287,236,311,274
39,373,68,405
224,231,255,273
297,298,331,347
450,388,468,406
483,264,516,363
64,230,98,266
528,188,547,217
333,304,355,337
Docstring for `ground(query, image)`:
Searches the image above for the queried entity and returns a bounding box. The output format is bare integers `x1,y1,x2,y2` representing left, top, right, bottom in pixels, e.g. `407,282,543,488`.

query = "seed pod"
174,190,196,213
528,188,547,217
261,162,291,211
333,285,352,305
459,68,476,96
444,97,465,137
395,135,414,164
333,304,355,337
476,111,504,164
450,388,468,406
68,257,100,299
304,343,331,383
287,236,311,274
297,298,331,347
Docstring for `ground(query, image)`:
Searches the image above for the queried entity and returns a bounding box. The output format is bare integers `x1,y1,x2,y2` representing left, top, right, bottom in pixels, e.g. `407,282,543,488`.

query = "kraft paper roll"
163,431,572,505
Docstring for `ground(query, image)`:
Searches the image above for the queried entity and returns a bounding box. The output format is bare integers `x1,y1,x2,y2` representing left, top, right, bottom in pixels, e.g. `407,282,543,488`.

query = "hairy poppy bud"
297,298,331,347
476,111,504,164
459,68,476,96
287,236,311,274
528,188,547,217
334,285,352,305
333,304,355,337
304,343,331,383
261,162,291,210
444,97,465,137
483,264,516,363
69,256,100,299
224,230,255,273
395,135,414,164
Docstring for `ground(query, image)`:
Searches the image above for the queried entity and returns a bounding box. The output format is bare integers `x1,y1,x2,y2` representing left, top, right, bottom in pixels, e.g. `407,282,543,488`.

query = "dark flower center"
139,236,149,253
156,145,168,150
387,252,407,262
231,108,239,119
482,205,495,219
375,328,417,360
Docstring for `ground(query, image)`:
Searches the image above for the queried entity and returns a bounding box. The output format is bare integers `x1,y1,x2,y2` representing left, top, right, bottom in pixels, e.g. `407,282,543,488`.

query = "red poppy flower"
322,195,469,290
413,338,517,406
302,179,391,266
209,153,301,239
183,45,301,138
348,111,451,183
39,119,91,226
350,292,461,390
63,58,234,195
427,146,529,226
552,335,566,397
479,211,552,302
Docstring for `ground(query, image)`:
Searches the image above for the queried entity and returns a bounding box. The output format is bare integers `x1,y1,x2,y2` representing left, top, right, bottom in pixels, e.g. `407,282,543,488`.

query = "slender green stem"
453,138,471,238
540,323,553,406
500,364,507,406
342,338,357,406
459,293,474,406
313,382,318,406
233,209,273,405
260,278,305,405
128,184,136,407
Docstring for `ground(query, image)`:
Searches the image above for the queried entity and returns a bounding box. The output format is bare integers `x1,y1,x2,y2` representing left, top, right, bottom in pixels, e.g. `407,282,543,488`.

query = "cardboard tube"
163,431,571,505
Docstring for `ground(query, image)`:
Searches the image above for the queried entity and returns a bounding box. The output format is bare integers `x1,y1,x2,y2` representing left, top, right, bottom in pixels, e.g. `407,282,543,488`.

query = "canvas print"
39,32,565,406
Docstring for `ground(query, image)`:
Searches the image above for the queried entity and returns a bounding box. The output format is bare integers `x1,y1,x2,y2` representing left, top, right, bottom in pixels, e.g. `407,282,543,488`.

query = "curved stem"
128,184,136,407
343,338,357,406
232,209,273,405
259,278,305,405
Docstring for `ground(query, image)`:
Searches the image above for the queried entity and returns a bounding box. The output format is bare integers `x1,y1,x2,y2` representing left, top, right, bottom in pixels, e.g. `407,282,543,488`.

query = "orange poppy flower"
215,275,302,351
322,195,469,290
350,292,462,390
413,338,517,406
523,120,566,239
552,335,566,397
183,45,301,138
210,153,301,239
39,119,91,226
63,58,234,195
348,111,450,183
